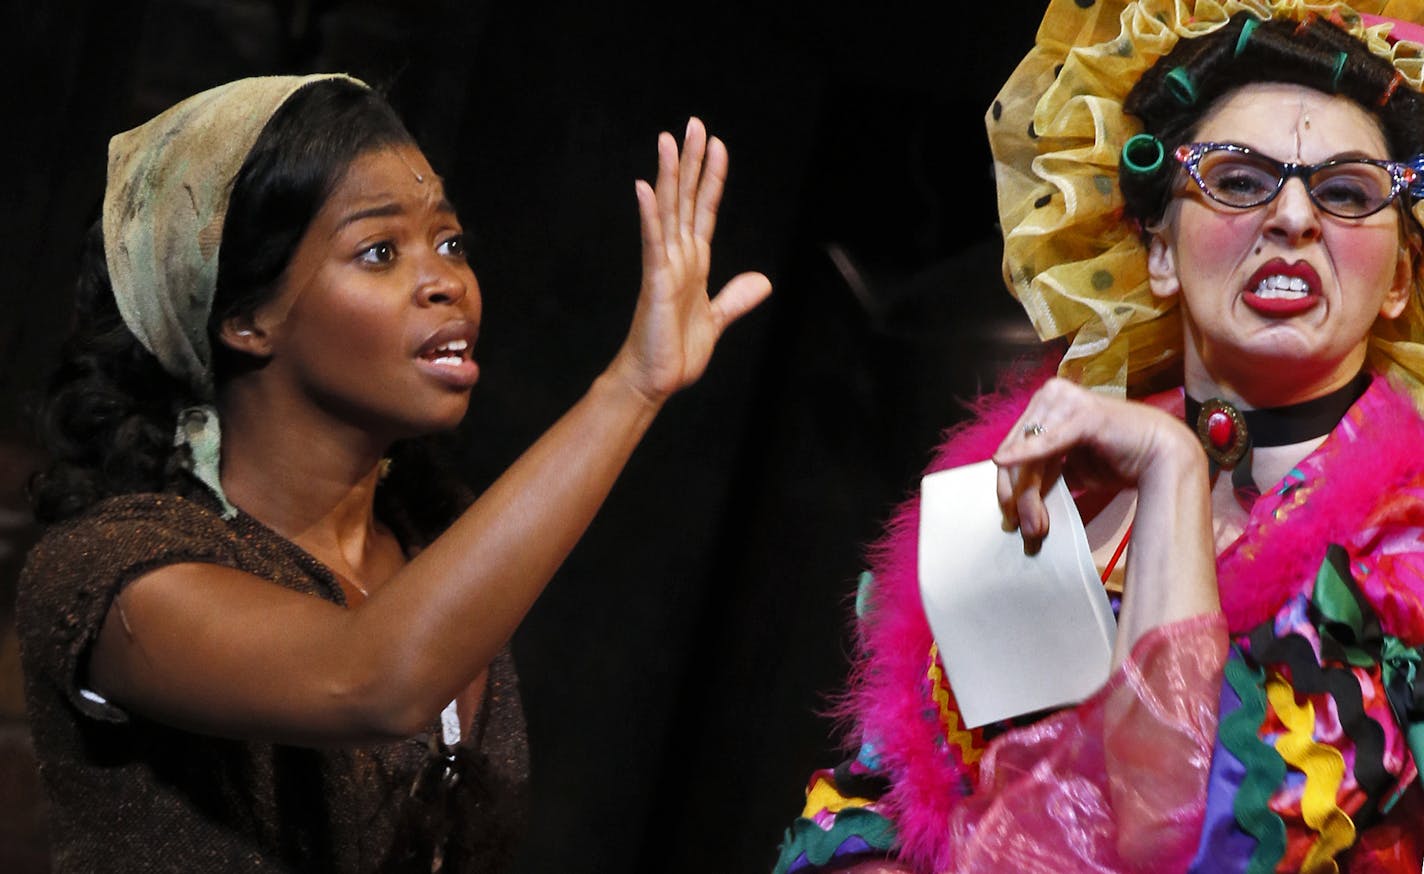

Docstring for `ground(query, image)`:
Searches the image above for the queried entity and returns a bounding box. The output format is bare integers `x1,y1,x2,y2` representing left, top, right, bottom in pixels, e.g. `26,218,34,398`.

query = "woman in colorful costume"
775,2,1424,872
17,76,770,872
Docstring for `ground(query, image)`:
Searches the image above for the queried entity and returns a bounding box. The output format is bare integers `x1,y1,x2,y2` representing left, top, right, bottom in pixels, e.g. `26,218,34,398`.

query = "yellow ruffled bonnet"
986,0,1424,396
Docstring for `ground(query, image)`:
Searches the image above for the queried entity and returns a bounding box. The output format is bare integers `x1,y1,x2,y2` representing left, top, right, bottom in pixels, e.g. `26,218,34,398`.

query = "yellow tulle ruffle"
986,0,1424,397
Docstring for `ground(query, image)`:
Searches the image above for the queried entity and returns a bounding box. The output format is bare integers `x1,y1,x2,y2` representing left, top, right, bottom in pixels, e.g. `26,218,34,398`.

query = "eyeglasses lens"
1195,148,1395,218
1307,164,1395,217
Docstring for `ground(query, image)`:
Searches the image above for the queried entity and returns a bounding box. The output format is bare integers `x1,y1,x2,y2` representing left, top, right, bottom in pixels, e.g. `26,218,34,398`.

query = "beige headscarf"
101,73,367,516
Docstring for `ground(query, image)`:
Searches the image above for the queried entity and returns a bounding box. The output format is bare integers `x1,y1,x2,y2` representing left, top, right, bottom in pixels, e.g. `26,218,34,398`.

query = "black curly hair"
1119,13,1424,227
30,78,471,534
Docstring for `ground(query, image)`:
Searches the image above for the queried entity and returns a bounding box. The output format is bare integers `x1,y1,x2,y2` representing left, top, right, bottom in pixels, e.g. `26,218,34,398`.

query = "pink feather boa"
835,369,1424,873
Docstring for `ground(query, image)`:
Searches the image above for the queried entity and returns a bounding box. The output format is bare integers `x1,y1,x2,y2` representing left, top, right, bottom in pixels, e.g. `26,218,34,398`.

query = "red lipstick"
1242,259,1321,317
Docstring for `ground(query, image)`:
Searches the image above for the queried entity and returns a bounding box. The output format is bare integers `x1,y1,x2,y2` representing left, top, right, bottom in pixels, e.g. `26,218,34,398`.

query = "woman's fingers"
618,119,769,402
694,136,728,242
997,464,1020,532
1035,453,1065,535
634,179,664,276
996,454,1062,552
992,380,1098,551
678,118,707,234
993,379,1111,471
996,413,1073,469
990,378,1200,552
654,131,680,243
1013,462,1047,544
709,270,773,333
645,120,720,279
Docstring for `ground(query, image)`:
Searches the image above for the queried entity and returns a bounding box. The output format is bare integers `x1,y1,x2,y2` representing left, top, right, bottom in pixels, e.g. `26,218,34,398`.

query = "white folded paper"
918,460,1117,728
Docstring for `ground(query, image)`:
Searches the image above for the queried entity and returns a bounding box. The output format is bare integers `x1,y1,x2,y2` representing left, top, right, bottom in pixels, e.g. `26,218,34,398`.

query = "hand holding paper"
918,460,1116,728
991,378,1218,656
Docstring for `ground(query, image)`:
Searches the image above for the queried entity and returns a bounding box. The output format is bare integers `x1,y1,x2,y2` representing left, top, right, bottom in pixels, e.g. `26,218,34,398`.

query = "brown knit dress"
16,492,529,873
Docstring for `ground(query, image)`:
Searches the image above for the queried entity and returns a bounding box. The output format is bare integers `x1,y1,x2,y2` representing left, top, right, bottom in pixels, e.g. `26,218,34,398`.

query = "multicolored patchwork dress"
774,375,1424,873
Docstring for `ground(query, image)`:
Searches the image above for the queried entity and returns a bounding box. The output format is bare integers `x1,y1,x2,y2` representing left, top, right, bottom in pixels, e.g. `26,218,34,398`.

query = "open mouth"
419,338,469,367
1252,274,1310,301
1243,260,1321,317
414,324,479,389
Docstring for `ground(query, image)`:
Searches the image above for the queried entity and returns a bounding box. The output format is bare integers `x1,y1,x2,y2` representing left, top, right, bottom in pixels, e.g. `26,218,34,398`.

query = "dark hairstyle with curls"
30,79,470,535
1118,13,1424,227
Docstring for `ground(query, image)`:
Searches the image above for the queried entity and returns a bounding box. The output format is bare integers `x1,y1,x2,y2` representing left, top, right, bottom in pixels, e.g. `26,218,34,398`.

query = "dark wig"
1119,13,1424,226
31,78,469,531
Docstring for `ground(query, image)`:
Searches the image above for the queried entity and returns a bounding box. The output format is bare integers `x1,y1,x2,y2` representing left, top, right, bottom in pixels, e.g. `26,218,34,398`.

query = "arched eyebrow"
1316,150,1383,163
331,196,460,236
1245,145,1385,166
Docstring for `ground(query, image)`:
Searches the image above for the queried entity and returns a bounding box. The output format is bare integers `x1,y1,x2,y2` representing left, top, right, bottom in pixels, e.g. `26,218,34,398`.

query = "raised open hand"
611,117,772,405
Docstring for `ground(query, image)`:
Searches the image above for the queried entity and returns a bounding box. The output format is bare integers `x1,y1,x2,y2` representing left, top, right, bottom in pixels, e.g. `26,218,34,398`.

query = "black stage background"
5,1,1047,870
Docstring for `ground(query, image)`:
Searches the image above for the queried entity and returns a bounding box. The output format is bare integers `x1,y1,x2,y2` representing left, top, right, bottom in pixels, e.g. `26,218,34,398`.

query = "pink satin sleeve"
944,611,1228,874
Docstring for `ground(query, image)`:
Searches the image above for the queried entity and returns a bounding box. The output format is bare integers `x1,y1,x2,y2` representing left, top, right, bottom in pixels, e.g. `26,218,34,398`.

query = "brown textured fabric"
16,492,528,873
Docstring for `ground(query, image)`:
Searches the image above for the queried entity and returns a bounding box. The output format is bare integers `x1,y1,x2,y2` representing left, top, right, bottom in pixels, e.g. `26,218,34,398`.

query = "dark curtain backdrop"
5,1,1047,871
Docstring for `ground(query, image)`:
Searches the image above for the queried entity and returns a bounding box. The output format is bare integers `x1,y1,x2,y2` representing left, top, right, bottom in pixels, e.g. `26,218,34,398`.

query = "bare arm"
89,119,772,744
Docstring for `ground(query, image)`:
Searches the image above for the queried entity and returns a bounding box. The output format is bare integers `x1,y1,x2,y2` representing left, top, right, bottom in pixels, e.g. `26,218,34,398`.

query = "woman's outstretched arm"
87,119,771,745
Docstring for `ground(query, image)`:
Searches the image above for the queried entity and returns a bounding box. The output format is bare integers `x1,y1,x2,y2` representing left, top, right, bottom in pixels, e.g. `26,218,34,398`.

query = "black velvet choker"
1184,371,1370,471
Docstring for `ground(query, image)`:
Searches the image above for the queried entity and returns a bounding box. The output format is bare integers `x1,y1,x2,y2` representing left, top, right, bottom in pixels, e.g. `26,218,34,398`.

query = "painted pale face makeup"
1148,82,1411,406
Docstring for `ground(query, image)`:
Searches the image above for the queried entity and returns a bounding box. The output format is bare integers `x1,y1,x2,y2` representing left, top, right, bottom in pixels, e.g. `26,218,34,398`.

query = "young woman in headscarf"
18,75,770,872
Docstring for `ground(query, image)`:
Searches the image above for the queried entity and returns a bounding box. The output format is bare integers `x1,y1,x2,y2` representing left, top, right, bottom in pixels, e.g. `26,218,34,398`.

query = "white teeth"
425,338,469,362
1254,274,1310,300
